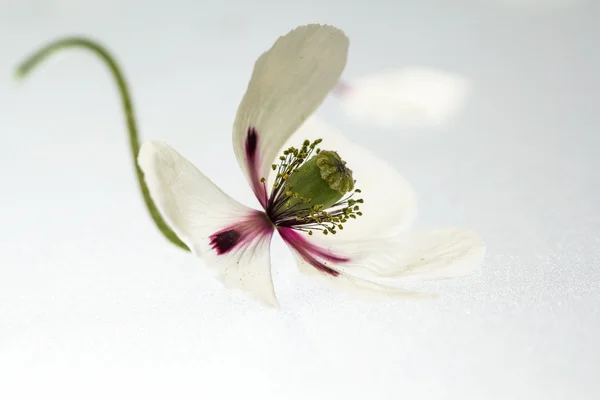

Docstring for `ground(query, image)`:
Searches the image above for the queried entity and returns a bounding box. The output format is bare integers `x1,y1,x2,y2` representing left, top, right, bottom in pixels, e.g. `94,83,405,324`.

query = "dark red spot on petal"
244,127,267,208
245,127,258,160
210,229,241,255
209,211,274,256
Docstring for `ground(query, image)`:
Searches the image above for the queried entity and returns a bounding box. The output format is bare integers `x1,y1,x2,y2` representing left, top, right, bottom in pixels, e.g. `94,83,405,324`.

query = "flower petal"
138,141,278,307
232,24,349,208
279,227,485,297
328,229,486,282
270,117,417,238
335,67,470,128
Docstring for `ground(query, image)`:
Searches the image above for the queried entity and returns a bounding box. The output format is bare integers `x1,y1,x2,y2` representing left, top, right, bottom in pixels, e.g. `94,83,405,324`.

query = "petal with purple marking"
232,24,349,207
280,227,485,298
138,141,278,306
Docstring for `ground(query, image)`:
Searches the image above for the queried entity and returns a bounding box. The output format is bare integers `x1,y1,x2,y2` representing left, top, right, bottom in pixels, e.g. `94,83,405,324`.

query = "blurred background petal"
335,67,470,128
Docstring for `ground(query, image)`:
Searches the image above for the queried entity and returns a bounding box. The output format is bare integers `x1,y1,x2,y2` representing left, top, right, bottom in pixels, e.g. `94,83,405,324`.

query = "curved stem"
15,37,189,251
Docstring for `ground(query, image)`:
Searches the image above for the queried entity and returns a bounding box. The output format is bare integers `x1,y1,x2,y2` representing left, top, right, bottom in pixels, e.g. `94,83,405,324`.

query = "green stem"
15,36,189,251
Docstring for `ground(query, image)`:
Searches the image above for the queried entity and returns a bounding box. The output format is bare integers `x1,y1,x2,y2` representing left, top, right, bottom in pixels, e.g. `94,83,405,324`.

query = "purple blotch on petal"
209,211,273,256
210,229,241,255
245,127,258,159
244,126,267,208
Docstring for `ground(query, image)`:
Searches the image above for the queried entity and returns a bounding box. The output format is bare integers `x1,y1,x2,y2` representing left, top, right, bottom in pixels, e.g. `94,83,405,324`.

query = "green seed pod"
281,150,354,212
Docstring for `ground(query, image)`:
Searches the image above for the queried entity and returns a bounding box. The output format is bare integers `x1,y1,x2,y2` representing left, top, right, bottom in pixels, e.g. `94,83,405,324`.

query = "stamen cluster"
264,139,364,235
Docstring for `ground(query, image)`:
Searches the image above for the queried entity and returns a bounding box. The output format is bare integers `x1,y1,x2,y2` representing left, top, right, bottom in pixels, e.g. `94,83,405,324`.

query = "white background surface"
0,1,598,399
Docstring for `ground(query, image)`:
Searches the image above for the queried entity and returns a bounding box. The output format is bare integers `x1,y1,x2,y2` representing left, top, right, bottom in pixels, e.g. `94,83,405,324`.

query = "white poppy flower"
138,24,486,307
334,67,470,128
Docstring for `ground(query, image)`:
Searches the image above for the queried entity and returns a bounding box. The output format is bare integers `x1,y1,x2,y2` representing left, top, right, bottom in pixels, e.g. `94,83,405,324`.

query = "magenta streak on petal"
209,211,273,255
245,127,268,209
278,227,350,277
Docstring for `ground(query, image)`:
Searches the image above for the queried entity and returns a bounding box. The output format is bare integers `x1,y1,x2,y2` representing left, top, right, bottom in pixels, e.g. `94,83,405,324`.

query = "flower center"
264,139,364,235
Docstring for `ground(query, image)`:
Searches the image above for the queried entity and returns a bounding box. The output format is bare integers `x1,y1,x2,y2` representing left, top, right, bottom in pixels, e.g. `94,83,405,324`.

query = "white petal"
138,141,278,307
336,67,470,128
270,117,417,239
329,229,486,282
232,24,349,207
294,253,431,299
279,227,485,297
